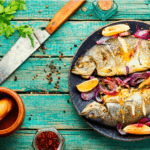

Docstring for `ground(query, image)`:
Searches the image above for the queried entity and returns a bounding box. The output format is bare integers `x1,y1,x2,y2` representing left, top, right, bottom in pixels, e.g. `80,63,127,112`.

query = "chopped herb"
0,0,34,47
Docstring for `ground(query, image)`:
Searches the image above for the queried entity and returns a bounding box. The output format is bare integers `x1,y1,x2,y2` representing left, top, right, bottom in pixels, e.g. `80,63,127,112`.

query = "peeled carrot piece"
123,124,150,135
76,78,98,92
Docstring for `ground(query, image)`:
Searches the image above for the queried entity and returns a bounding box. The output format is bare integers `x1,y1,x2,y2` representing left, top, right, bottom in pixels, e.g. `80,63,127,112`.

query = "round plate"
68,20,150,141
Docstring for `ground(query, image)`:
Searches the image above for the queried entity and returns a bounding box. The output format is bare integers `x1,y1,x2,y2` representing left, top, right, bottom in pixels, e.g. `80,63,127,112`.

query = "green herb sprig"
0,0,34,47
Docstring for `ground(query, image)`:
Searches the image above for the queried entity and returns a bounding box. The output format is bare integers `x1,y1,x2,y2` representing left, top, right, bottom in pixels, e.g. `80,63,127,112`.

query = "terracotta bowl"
0,87,25,137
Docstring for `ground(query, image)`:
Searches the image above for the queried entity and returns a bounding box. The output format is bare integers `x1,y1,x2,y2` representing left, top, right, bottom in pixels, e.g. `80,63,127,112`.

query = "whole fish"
72,37,150,78
81,88,150,127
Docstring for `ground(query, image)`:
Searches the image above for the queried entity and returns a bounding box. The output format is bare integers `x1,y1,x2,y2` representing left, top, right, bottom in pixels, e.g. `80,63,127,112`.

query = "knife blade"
0,0,85,84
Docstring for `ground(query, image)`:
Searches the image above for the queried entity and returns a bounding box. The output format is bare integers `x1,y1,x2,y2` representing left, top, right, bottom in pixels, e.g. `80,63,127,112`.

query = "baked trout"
81,88,150,127
72,37,150,78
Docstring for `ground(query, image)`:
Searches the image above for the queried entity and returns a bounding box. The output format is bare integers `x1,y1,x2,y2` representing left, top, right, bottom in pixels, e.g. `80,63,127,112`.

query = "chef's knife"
0,0,85,84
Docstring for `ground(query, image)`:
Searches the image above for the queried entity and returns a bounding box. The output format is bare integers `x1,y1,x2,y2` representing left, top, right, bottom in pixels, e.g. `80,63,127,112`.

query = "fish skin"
81,88,150,127
72,37,150,78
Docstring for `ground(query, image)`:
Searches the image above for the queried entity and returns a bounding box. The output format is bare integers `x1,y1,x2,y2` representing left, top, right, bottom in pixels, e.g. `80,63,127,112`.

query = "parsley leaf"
0,4,4,13
5,5,18,14
5,25,15,38
0,23,7,36
0,0,5,5
28,35,34,47
17,0,27,10
15,25,34,46
0,0,34,47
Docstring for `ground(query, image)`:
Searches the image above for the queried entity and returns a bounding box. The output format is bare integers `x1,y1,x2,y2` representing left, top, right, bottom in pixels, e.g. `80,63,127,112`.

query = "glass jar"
92,0,118,21
32,127,65,150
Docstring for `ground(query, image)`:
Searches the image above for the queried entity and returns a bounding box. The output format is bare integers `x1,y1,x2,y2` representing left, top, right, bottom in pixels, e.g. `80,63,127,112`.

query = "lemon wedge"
76,78,98,92
102,24,130,36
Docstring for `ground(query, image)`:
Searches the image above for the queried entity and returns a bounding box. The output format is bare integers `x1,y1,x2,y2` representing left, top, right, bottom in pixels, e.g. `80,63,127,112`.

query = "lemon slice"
102,24,130,36
123,124,150,135
76,78,99,92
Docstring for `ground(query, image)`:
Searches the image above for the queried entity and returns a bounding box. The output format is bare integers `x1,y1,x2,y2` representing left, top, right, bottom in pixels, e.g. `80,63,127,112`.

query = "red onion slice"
142,71,150,78
99,85,117,95
96,36,111,45
102,79,116,90
130,73,147,86
119,31,131,37
134,30,150,39
96,34,118,45
126,66,129,75
99,79,117,95
112,34,118,38
135,39,142,52
145,121,150,126
90,76,94,80
136,123,144,127
138,118,150,123
117,124,127,135
94,84,103,103
122,77,131,88
81,76,97,101
114,77,123,86
81,90,95,101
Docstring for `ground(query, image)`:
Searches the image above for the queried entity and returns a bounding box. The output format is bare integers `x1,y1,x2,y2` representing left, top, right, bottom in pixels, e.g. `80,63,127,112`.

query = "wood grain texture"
6,0,150,20
0,21,111,56
1,57,71,92
20,94,88,129
0,0,150,149
1,129,150,150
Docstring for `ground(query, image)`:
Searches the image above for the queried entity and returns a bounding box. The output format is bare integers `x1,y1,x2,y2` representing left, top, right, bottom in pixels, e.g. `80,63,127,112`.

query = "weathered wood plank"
1,21,150,57
5,0,150,20
1,129,150,150
0,21,111,56
1,58,71,92
20,94,88,129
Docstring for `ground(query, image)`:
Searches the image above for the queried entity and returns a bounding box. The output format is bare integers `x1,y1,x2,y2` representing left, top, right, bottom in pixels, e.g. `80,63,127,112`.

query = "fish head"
72,55,96,79
81,102,107,119
81,101,118,127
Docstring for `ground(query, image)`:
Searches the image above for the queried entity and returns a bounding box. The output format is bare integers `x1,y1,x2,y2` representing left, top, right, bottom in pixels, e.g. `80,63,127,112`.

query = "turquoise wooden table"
0,0,150,149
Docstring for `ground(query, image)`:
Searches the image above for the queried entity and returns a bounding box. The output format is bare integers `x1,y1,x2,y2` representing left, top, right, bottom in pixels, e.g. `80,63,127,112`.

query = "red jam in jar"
36,131,59,150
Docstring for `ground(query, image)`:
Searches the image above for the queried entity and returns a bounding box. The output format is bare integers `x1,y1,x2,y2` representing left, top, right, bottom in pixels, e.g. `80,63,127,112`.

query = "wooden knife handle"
46,0,85,35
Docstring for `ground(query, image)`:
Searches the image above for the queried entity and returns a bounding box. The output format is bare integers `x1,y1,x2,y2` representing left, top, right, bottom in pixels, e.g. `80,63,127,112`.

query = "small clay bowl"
0,87,25,137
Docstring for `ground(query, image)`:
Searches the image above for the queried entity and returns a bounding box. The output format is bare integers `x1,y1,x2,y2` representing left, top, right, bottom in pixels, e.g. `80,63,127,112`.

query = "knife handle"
46,0,85,35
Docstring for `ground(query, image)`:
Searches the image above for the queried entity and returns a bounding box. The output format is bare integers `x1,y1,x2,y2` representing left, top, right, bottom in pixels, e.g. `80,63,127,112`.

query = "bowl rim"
0,87,25,136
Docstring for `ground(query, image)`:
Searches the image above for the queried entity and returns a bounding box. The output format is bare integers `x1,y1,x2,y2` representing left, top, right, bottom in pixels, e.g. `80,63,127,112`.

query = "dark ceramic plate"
68,20,150,141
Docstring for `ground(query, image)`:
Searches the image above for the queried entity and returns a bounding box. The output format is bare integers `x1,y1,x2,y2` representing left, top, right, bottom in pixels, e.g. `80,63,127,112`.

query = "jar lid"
98,0,113,11
32,127,65,150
